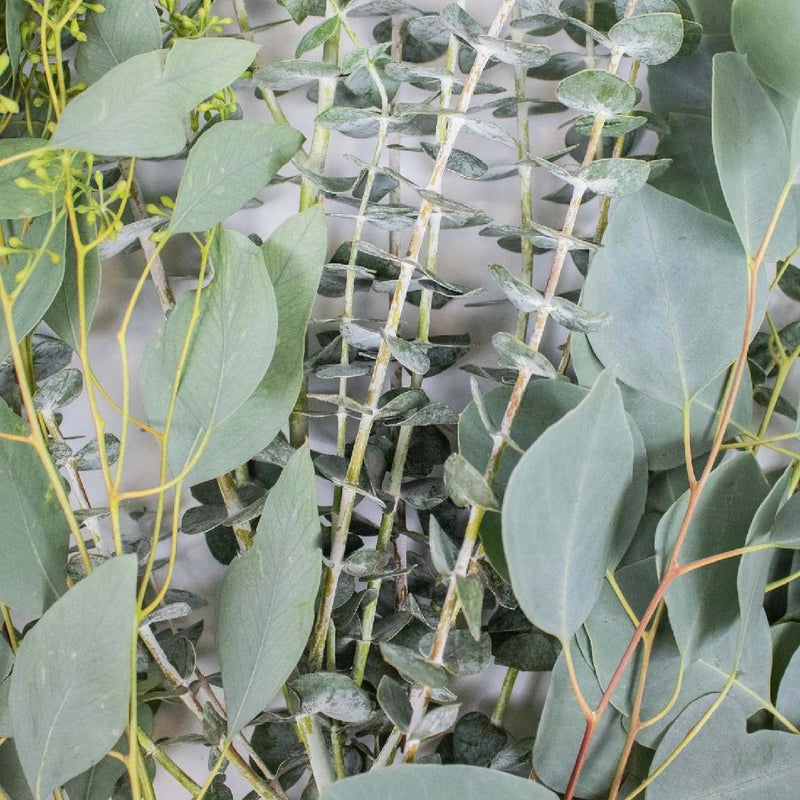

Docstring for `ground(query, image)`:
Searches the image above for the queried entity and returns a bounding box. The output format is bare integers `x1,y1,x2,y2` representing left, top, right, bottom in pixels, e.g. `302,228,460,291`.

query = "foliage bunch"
3,0,800,799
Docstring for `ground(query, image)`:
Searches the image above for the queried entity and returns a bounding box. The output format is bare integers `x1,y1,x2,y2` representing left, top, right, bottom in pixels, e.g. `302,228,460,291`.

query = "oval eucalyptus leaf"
549,297,611,333
556,69,637,115
382,331,431,375
254,59,341,92
32,367,82,412
491,332,557,378
712,53,797,259
379,641,450,689
0,396,67,615
439,3,484,42
170,121,304,234
583,186,749,406
319,764,559,800
476,35,551,67
73,433,121,471
10,556,136,800
420,142,489,180
429,515,457,577
377,677,412,733
295,15,341,57
444,453,499,510
163,209,325,486
488,263,547,313
413,704,461,740
74,0,162,85
608,12,684,65
219,446,322,737
0,139,56,220
503,370,634,640
731,0,800,101
578,157,651,197
140,229,278,480
656,454,768,663
294,672,374,723
528,51,586,80
0,213,67,364
51,39,259,157
181,504,228,536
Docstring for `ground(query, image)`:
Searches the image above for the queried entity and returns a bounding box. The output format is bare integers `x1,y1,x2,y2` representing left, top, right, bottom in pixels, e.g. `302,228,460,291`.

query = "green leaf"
295,15,341,58
280,0,325,23
10,556,136,800
377,677,412,733
43,213,101,351
712,53,797,259
578,157,651,197
503,370,635,640
294,672,374,723
5,0,27,80
0,212,66,363
556,69,637,115
608,13,684,65
0,139,57,220
320,764,559,800
648,698,800,800
75,0,162,85
218,446,321,737
379,641,450,689
440,3,485,42
170,121,304,234
656,454,768,663
140,229,278,480
444,453,499,510
732,0,800,101
491,332,557,378
0,742,33,800
476,35,551,67
457,575,484,641
32,367,82,412
583,186,749,406
253,59,341,91
533,649,629,798
51,39,259,157
0,396,67,615
382,331,431,375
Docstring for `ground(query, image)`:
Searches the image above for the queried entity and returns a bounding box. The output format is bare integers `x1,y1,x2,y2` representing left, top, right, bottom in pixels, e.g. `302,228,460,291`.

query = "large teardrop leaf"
140,228,278,480
583,186,748,407
712,52,797,259
51,39,259,157
9,555,136,800
146,208,326,486
502,370,635,641
320,764,559,800
169,121,304,234
219,446,321,737
0,397,67,615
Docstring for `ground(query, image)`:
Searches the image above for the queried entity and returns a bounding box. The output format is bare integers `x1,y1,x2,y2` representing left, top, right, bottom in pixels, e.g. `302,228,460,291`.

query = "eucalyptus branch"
308,0,520,671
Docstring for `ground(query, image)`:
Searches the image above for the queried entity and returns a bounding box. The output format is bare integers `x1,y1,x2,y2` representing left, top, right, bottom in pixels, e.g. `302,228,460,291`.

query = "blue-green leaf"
219,446,321,737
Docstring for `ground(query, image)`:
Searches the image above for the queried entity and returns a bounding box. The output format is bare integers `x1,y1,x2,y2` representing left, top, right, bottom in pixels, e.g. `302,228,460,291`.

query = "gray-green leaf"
556,69,637,115
608,12,684,65
10,555,136,800
218,446,322,737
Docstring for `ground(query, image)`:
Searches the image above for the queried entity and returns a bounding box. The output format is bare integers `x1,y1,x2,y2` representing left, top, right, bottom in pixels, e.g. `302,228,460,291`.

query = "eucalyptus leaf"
379,641,450,689
503,370,634,640
295,15,341,57
383,331,431,374
294,672,374,723
377,676,412,732
0,139,56,220
32,367,82,412
556,69,637,115
0,396,67,615
254,60,341,92
607,12,684,65
51,39,259,157
218,446,321,737
443,453,499,510
578,157,651,197
491,332,557,378
319,765,559,800
712,53,797,259
583,187,749,406
170,121,304,234
10,556,136,800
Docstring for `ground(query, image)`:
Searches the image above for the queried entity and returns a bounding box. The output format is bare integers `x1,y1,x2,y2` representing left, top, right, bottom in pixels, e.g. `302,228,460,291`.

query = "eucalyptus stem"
308,0,519,673
350,5,463,688
217,471,254,550
298,714,336,790
490,667,519,727
137,728,202,796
